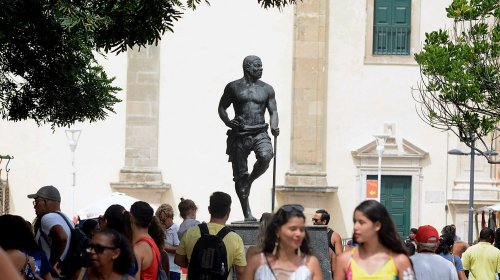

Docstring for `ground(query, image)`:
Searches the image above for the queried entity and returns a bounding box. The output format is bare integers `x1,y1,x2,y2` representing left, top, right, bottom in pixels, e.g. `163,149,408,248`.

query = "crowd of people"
2,185,500,280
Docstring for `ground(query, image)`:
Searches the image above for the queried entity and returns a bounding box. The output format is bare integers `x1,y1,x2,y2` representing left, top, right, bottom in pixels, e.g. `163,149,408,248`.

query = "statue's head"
243,55,262,80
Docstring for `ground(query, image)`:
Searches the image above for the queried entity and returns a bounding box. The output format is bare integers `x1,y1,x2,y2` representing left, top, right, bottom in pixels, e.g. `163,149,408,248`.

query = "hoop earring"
272,236,279,255
297,247,301,257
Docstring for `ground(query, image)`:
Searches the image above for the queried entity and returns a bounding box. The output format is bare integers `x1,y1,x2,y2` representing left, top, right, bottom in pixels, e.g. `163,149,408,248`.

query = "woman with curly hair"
243,204,323,280
155,203,181,280
335,200,414,280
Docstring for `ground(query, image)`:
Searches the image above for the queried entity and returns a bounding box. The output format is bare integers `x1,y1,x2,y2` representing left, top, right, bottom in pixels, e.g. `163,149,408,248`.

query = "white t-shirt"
35,212,73,261
165,223,181,273
411,252,458,280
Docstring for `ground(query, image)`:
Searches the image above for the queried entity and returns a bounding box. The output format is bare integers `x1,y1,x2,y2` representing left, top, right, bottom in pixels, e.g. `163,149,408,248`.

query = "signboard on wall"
366,179,379,201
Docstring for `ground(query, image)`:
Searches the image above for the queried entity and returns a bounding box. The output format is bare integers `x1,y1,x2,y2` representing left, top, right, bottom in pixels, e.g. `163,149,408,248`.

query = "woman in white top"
243,204,323,280
155,204,182,280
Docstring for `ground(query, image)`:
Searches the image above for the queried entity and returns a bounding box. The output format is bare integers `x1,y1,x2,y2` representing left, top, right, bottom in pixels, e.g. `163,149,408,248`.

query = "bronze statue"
218,55,279,221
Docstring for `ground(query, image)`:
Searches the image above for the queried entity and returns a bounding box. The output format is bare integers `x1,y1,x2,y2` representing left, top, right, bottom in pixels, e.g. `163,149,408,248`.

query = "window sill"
364,54,418,66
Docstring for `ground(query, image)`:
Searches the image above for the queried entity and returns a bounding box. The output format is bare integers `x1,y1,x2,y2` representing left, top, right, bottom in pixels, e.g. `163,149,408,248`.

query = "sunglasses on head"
86,243,116,254
281,204,304,213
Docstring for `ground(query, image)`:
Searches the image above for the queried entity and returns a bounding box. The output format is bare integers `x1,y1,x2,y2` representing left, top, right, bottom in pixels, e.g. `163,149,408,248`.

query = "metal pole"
468,141,475,245
378,155,382,201
272,135,277,212
72,150,76,218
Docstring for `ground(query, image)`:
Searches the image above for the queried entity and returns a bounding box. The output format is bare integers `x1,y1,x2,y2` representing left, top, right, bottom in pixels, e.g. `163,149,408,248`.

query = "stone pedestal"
229,223,332,280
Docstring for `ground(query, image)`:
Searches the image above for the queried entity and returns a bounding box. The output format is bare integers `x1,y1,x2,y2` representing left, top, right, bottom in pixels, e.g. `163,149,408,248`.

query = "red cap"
416,225,439,243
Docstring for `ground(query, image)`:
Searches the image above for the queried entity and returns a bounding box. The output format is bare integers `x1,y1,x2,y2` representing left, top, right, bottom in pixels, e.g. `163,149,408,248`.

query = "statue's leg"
247,134,274,187
232,138,256,221
235,178,256,221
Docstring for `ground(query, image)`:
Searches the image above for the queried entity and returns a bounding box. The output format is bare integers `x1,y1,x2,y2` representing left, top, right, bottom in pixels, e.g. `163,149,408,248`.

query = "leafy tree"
0,0,297,128
414,0,500,162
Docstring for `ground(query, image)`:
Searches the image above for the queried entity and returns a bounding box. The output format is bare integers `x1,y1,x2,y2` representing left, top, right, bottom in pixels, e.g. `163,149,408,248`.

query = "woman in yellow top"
335,200,415,280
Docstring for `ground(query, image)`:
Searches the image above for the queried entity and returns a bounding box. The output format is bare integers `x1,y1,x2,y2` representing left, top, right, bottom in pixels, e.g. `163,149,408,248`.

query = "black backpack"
187,223,232,280
40,212,90,279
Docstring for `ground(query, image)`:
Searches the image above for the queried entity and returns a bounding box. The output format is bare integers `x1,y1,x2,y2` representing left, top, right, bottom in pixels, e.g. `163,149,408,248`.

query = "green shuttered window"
373,0,411,55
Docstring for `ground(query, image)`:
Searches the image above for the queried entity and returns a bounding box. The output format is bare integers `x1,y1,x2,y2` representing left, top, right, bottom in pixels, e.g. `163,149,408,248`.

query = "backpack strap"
198,223,209,236
52,211,73,229
216,226,232,240
39,212,72,247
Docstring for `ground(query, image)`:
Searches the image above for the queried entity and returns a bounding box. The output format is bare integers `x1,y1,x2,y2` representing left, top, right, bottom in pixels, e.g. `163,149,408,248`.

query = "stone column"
278,0,335,193
111,45,169,204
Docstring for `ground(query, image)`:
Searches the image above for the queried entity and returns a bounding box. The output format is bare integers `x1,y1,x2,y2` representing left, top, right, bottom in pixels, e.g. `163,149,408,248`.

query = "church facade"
1,0,499,241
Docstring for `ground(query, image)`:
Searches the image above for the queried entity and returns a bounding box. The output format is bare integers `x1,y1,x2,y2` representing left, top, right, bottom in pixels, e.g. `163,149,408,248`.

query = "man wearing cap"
410,225,458,280
28,185,73,278
462,227,500,280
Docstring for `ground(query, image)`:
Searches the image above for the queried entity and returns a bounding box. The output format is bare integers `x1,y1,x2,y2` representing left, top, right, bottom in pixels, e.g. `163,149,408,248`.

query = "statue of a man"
218,55,279,221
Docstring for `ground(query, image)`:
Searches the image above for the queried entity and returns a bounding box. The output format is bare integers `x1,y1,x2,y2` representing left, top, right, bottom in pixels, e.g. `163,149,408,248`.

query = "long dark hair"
130,201,165,250
436,233,454,255
353,200,408,255
95,228,133,275
103,204,132,244
262,205,311,256
0,214,39,251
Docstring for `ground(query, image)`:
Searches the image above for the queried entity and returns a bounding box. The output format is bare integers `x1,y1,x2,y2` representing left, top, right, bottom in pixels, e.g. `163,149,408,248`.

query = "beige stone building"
1,0,499,241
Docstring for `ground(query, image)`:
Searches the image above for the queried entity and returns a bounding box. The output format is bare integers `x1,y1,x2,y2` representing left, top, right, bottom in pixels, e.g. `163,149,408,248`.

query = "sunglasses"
281,204,304,213
86,243,116,254
312,218,321,223
32,199,47,206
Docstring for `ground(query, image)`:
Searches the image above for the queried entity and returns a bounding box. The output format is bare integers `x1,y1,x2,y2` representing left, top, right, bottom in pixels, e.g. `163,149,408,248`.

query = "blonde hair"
155,203,174,224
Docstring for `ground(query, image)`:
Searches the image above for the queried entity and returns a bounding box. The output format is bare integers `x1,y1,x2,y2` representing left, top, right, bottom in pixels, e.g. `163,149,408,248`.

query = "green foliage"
0,0,297,128
258,0,298,10
415,0,500,159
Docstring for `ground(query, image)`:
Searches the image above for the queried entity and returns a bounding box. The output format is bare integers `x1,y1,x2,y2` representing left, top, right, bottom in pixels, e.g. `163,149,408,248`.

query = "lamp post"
448,138,498,244
65,129,81,217
374,135,389,201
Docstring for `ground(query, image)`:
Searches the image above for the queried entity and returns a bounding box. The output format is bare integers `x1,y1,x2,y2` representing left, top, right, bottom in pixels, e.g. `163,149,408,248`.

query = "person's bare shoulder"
134,240,151,258
392,253,411,269
246,246,261,259
453,240,469,257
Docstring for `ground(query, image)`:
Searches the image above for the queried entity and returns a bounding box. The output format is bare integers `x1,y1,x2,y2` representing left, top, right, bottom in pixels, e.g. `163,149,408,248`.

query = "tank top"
346,248,398,280
135,236,161,280
327,228,335,253
254,253,312,280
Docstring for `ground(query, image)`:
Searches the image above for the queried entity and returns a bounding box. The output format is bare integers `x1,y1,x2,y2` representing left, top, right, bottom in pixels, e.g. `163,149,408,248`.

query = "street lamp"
65,129,81,217
374,134,389,201
448,141,498,244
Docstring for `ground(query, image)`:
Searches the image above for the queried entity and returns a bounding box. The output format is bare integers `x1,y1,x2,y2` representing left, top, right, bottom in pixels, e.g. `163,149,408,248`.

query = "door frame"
359,168,421,228
353,137,427,228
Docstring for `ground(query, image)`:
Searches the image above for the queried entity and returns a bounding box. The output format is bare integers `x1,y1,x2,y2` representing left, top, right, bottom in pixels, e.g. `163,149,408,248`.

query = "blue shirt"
439,252,464,271
25,249,51,277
